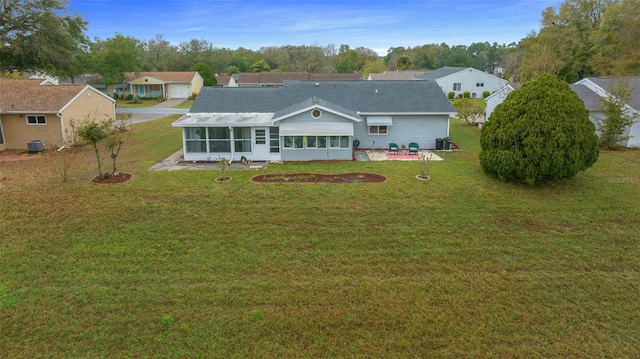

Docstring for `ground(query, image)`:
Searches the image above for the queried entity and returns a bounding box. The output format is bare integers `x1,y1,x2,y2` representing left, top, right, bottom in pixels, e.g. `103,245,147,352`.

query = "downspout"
57,113,66,147
229,127,234,163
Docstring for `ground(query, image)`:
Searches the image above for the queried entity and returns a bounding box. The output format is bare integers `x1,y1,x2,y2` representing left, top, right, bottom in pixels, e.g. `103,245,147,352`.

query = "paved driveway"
116,98,189,124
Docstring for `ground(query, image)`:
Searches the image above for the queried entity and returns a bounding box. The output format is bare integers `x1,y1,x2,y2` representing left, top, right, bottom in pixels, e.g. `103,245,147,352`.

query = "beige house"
93,72,204,100
0,78,115,151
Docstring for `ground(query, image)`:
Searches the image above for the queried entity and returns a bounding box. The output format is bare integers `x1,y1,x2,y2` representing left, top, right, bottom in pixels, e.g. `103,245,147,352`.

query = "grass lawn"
175,99,194,109
115,99,162,108
451,98,487,109
1,118,639,357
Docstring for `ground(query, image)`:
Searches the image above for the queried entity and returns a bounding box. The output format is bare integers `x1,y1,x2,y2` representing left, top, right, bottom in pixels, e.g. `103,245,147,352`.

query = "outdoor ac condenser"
27,140,45,152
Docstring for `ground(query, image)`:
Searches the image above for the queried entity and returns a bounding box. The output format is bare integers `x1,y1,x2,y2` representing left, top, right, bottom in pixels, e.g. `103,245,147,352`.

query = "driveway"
116,98,189,124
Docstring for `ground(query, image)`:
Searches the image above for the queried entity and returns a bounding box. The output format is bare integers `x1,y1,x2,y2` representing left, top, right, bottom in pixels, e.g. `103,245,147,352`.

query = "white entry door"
252,128,269,161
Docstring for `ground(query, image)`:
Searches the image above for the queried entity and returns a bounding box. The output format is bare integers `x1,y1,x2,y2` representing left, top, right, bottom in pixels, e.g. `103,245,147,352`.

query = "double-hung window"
453,83,461,91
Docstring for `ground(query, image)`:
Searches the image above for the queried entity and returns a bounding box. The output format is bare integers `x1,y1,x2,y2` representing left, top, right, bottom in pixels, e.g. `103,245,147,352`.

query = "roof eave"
357,112,455,116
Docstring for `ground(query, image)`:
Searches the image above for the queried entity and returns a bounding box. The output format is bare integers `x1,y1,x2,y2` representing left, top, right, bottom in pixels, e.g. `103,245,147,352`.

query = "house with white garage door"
91,72,204,100
172,80,455,162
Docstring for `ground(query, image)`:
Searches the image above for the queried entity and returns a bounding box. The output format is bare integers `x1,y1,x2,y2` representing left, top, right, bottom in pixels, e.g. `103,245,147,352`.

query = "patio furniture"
388,143,399,154
408,142,419,155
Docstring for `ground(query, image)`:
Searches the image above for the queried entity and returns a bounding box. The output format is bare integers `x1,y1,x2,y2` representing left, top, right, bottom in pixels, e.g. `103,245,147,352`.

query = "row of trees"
1,0,638,84
504,0,640,83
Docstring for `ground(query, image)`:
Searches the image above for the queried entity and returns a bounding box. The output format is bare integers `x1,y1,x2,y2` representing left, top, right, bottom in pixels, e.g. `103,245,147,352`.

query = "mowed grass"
1,117,639,358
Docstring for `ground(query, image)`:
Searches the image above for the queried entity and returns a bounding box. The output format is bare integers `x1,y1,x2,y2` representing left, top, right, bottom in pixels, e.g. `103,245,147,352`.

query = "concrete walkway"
150,150,268,171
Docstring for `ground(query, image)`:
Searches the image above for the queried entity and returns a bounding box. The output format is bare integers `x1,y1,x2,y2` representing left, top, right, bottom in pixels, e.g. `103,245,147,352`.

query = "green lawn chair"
388,143,399,154
408,142,419,155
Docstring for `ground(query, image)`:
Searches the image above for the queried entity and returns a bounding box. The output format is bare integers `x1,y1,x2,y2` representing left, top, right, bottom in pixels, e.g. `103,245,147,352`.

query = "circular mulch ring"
92,172,133,184
251,172,386,183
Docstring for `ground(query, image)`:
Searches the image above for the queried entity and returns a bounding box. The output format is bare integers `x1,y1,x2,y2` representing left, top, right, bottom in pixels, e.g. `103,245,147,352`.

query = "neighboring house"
0,78,115,151
90,72,204,99
230,72,362,87
484,84,516,121
367,71,425,81
172,80,455,162
215,75,231,87
415,66,508,98
572,76,640,148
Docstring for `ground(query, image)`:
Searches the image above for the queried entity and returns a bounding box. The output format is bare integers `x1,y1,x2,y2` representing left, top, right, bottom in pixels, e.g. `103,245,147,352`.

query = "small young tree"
480,74,599,185
597,80,636,149
216,155,231,182
106,134,124,177
453,98,484,125
76,117,113,179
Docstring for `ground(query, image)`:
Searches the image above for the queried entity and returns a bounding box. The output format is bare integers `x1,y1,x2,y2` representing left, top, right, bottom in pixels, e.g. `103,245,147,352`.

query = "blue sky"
68,0,562,55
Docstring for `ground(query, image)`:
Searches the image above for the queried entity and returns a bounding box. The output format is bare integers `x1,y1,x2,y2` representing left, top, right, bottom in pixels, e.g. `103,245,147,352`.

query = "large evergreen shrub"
479,74,599,185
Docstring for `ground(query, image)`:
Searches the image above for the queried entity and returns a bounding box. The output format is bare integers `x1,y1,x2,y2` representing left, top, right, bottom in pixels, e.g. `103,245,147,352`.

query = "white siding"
437,68,508,97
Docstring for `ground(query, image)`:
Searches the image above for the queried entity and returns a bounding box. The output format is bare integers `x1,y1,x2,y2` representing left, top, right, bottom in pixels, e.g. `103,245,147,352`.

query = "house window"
27,115,46,125
270,127,280,153
476,83,484,87
312,109,322,119
453,83,461,91
283,136,303,149
233,127,251,152
306,136,327,148
208,127,231,152
329,136,349,149
255,129,266,145
307,136,317,148
185,127,207,153
368,126,388,135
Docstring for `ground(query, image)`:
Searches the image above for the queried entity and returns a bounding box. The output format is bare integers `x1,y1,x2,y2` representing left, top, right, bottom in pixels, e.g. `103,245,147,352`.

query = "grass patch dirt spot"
252,172,386,183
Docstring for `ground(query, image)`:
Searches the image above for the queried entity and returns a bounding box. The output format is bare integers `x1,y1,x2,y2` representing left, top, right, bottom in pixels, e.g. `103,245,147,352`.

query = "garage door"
170,84,191,99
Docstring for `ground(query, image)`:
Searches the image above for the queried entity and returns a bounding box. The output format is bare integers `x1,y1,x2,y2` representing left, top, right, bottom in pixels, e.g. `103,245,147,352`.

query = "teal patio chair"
388,143,399,154
408,142,419,155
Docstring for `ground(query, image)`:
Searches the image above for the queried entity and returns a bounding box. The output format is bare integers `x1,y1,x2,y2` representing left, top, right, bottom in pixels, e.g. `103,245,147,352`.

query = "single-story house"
228,72,362,87
415,66,509,98
485,84,516,121
0,78,115,151
91,72,204,99
215,75,231,87
572,76,640,148
172,80,455,162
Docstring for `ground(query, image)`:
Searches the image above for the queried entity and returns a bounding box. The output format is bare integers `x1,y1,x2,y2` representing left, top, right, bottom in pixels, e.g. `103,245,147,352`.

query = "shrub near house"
480,74,599,184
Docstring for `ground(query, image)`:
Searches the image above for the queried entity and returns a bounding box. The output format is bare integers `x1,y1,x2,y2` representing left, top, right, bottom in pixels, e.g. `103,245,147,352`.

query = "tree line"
1,0,638,85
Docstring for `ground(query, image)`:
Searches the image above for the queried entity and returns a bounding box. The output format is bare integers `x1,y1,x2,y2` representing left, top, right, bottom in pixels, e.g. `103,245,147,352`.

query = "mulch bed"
252,172,386,183
92,172,132,184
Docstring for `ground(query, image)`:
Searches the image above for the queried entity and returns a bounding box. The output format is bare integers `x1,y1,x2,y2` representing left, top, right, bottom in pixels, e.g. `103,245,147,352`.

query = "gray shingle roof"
190,80,455,115
585,76,640,111
570,84,603,110
414,67,468,80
